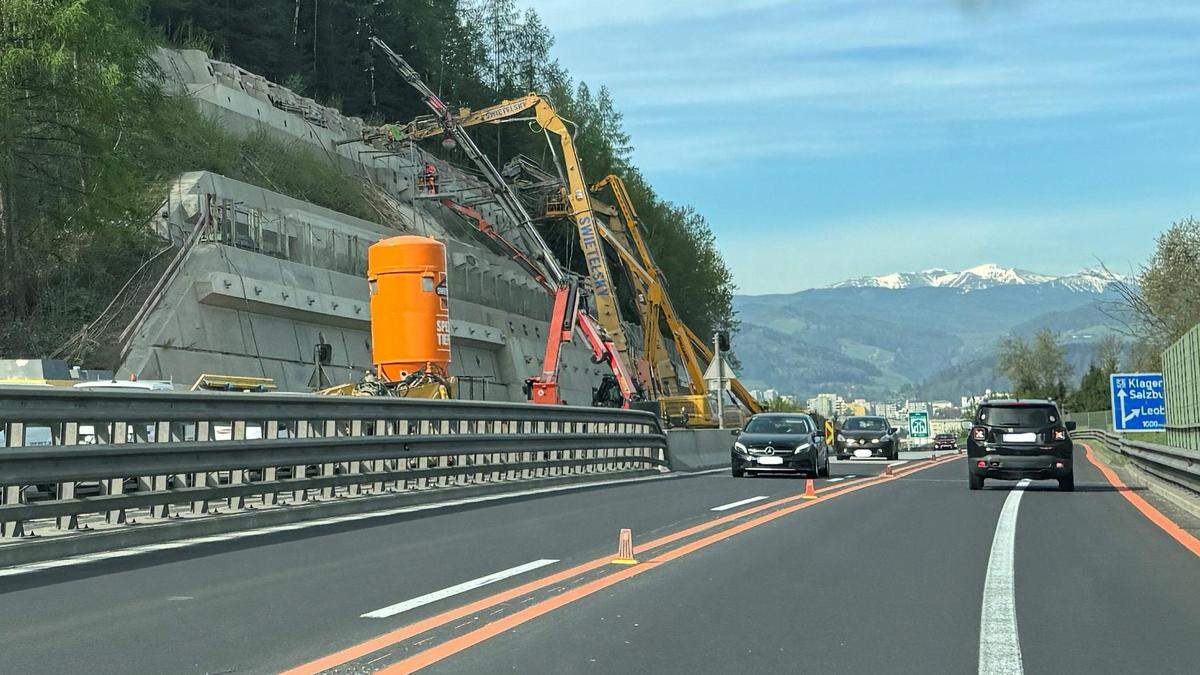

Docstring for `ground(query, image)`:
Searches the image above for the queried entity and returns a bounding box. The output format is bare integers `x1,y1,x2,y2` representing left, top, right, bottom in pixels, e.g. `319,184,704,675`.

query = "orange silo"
367,235,451,381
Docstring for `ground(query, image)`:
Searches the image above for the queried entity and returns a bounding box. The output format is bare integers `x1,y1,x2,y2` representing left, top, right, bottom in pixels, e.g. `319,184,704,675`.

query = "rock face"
109,49,636,401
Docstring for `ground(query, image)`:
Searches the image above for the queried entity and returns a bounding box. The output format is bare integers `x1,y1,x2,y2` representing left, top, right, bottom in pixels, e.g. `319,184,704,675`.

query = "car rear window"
977,406,1058,428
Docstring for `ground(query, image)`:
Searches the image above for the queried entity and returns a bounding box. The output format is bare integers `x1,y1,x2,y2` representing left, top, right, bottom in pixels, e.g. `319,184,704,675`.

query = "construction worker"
421,162,438,194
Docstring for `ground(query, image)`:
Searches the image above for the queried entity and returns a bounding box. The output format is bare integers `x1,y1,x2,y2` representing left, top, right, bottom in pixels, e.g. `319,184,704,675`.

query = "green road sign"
908,411,930,438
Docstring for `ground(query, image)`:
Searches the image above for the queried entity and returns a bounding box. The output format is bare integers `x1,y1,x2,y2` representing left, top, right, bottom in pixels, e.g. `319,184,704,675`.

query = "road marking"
890,460,908,467
826,477,845,483
0,469,722,579
1082,443,1200,557
284,454,962,675
361,559,559,619
710,496,769,511
978,478,1030,675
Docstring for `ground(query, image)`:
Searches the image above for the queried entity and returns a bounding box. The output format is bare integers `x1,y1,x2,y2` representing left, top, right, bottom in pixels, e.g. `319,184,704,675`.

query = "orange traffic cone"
802,479,817,499
882,463,894,477
612,528,637,565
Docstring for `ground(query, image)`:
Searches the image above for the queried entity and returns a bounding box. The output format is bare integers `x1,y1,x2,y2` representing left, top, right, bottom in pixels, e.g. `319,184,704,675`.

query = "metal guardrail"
1074,429,1200,495
0,388,667,541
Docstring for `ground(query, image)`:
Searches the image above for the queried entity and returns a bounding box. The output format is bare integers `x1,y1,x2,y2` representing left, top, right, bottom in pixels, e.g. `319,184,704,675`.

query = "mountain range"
733,264,1125,400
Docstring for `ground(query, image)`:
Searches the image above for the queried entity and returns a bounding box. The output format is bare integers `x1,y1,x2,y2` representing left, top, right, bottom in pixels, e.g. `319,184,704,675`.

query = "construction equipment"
440,196,640,408
590,175,763,424
368,38,643,408
364,43,631,360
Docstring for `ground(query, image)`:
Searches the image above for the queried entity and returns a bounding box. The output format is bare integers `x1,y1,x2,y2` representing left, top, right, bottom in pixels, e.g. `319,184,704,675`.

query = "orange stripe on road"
287,453,960,674
1082,443,1200,558
378,455,959,674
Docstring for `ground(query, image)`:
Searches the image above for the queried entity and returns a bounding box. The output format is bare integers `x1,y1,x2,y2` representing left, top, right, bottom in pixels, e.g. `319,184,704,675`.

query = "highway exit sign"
908,411,930,438
1110,373,1165,432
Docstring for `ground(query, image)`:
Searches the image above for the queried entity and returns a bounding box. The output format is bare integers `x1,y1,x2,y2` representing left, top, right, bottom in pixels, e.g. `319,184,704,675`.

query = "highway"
1,445,1198,674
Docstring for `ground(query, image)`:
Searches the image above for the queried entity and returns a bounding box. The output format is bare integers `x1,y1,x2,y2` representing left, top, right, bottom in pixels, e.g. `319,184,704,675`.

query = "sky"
516,0,1200,294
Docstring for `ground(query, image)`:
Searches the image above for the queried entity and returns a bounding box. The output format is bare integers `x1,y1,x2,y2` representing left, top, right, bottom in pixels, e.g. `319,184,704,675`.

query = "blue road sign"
1110,373,1165,432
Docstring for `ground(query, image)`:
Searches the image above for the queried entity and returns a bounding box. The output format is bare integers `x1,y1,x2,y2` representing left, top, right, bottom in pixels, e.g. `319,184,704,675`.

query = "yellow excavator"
590,175,763,425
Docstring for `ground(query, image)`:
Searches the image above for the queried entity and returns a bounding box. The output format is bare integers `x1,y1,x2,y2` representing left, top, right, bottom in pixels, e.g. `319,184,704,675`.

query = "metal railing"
0,388,667,541
1074,429,1200,495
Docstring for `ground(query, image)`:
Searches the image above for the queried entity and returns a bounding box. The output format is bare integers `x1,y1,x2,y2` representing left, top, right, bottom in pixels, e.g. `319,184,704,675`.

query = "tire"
731,463,745,478
819,456,830,477
969,472,984,490
1058,472,1074,491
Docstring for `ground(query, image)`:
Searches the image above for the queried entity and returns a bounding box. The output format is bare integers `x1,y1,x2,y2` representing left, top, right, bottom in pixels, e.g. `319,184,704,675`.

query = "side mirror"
889,427,898,435
1065,421,1077,431
811,432,821,444
730,428,740,436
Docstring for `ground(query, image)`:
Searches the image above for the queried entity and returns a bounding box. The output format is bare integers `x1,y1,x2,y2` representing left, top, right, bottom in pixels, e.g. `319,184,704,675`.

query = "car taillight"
971,426,987,441
1053,429,1067,441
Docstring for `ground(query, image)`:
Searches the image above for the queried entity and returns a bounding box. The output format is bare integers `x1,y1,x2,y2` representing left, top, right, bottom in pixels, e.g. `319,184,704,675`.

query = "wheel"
969,472,984,490
1058,472,1074,491
731,463,745,478
821,455,831,477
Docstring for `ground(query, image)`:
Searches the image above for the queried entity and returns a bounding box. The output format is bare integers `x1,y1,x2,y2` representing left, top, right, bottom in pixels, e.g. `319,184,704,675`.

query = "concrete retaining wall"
667,429,736,472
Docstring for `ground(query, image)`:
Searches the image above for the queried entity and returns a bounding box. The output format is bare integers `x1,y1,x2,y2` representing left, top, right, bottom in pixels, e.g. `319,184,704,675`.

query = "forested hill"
0,0,733,359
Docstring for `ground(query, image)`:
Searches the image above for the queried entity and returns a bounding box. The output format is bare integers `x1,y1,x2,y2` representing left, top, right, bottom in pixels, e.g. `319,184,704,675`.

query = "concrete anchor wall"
667,429,736,472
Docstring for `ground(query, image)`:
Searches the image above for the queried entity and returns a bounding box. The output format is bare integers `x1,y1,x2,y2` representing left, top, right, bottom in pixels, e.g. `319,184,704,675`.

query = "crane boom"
360,60,632,360
369,39,563,287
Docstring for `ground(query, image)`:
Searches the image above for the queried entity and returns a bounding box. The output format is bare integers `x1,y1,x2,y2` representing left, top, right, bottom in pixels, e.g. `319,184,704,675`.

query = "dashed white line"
825,477,845,483
978,479,1030,674
710,495,769,511
362,559,559,619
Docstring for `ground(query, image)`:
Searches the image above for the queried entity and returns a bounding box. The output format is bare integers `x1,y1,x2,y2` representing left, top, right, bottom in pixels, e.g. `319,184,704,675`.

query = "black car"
967,399,1075,491
934,433,958,450
731,413,830,478
835,416,899,460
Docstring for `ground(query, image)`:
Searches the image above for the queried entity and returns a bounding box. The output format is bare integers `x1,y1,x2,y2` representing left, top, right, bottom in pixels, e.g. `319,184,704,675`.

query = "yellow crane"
364,93,632,361
590,175,763,423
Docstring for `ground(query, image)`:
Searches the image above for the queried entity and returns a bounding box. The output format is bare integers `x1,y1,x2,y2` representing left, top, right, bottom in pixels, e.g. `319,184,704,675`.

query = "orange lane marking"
379,456,957,674
1082,443,1200,558
285,454,958,675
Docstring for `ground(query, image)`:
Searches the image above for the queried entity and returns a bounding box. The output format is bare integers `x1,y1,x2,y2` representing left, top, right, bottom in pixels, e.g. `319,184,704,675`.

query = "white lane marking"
361,559,559,618
0,470,720,579
890,460,909,467
978,479,1031,675
825,477,845,483
710,495,769,511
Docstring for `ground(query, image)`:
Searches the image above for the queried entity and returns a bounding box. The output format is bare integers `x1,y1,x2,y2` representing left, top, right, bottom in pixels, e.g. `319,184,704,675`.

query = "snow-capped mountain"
831,263,1121,293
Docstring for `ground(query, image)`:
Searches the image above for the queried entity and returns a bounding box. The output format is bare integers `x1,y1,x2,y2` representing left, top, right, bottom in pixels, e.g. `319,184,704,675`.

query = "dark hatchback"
967,399,1075,491
732,413,830,478
934,433,958,450
836,416,899,460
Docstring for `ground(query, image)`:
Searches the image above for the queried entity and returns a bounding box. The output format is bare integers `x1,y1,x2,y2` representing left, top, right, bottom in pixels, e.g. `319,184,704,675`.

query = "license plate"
1003,433,1037,443
853,449,873,458
756,456,784,465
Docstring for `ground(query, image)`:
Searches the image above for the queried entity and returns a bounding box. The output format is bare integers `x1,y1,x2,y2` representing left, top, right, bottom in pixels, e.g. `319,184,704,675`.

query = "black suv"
967,400,1076,491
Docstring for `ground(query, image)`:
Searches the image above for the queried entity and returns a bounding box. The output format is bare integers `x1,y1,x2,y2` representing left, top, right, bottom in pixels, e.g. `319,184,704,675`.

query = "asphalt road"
1,446,1197,674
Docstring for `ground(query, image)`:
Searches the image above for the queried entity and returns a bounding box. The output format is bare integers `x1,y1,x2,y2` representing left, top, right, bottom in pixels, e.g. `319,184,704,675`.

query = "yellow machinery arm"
368,94,632,360
590,175,708,398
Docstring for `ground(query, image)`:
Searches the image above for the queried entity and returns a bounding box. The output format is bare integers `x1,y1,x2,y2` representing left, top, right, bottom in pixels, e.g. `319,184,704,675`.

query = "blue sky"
518,0,1200,294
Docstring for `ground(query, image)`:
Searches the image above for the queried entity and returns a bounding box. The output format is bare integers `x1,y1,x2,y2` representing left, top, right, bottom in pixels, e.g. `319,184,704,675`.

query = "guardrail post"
190,420,211,515
53,421,81,529
147,421,172,519
320,420,336,499
262,420,280,506
103,422,128,525
1,422,26,538
227,420,247,511
347,419,363,497
292,420,309,503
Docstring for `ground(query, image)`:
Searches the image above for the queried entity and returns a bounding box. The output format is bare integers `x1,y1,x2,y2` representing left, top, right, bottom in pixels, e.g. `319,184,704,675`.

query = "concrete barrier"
667,429,736,472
